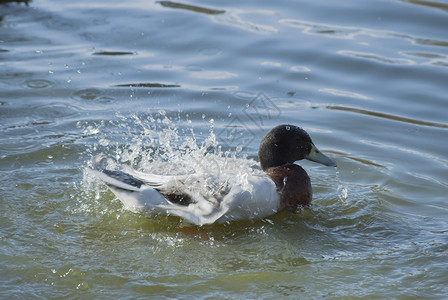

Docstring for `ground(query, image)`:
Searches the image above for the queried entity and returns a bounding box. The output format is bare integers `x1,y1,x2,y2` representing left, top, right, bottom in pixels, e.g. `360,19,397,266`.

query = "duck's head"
258,124,336,171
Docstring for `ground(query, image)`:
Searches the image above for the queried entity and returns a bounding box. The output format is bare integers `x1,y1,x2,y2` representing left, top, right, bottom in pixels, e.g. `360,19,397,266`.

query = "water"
1,0,447,298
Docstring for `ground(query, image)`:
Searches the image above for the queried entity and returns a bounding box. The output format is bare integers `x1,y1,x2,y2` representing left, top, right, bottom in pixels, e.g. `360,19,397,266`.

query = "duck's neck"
264,163,312,209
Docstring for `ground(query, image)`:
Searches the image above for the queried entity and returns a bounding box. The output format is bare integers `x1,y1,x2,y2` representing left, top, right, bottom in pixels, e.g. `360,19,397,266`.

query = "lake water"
1,0,447,298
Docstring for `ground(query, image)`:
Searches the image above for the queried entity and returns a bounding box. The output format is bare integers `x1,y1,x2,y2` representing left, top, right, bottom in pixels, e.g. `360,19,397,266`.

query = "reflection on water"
1,0,447,298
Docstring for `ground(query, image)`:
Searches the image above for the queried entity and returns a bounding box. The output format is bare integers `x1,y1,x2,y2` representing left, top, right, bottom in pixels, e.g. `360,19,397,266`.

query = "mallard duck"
88,124,336,225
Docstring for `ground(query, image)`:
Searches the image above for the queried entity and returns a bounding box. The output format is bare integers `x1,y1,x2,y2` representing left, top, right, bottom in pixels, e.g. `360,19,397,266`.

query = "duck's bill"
305,143,337,167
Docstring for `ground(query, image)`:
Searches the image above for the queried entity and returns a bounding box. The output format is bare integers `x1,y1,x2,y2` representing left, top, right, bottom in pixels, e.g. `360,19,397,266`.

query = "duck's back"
217,174,280,223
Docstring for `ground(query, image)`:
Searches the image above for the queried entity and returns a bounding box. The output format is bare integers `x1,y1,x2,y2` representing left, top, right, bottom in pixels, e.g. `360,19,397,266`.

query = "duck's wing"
88,168,230,225
91,154,187,188
122,165,183,187
124,166,230,205
87,168,169,212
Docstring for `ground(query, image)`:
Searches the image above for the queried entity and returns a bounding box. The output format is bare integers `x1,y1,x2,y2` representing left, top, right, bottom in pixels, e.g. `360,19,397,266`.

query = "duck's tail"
87,156,169,213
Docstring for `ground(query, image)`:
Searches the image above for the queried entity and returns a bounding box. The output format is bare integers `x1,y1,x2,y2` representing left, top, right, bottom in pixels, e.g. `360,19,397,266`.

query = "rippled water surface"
1,0,447,298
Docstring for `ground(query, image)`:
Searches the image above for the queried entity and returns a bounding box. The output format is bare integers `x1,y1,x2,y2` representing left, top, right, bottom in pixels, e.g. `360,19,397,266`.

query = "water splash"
77,111,261,217
335,169,349,203
337,185,349,202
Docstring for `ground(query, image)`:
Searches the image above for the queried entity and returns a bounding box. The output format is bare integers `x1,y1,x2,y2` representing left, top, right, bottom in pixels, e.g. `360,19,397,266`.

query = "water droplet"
76,282,90,291
99,139,109,146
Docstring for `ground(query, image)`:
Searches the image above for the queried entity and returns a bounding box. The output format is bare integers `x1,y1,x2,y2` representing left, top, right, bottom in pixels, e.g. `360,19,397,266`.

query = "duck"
88,124,337,225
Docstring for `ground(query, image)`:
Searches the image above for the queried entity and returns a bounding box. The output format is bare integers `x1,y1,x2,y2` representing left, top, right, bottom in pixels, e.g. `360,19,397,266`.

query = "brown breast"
264,163,312,209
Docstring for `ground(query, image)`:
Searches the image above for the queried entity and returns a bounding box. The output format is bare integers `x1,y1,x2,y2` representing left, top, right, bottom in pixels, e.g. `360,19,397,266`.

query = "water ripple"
279,18,448,47
400,51,448,67
327,105,448,129
338,50,416,65
329,150,388,168
190,71,238,80
401,0,448,13
199,47,222,56
23,79,55,89
216,10,278,34
72,88,115,102
114,83,181,88
360,139,448,167
158,1,225,15
93,51,136,56
320,88,371,100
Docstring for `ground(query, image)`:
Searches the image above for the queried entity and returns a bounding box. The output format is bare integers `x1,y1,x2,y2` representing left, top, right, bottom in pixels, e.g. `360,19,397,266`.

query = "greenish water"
1,0,447,298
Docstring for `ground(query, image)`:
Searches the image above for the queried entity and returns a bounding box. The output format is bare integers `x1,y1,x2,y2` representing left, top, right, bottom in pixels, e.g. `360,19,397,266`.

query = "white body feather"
88,168,280,225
